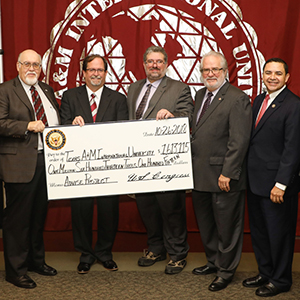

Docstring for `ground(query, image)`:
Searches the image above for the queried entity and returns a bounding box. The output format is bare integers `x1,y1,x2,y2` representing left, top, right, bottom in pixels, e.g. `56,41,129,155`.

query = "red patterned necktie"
196,92,213,125
255,94,270,128
30,86,48,126
90,93,97,122
136,84,152,120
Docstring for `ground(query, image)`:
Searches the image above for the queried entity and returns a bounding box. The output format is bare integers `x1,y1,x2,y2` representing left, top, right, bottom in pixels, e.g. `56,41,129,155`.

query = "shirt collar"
86,85,104,99
146,77,163,88
268,85,286,101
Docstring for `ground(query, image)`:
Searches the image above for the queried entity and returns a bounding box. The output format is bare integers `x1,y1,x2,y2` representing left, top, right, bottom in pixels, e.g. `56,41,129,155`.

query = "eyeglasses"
86,68,105,73
18,61,41,70
145,60,165,66
200,68,224,75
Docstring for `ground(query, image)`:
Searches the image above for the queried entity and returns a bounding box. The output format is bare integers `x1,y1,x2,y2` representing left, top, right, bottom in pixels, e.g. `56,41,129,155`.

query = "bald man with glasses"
0,49,60,289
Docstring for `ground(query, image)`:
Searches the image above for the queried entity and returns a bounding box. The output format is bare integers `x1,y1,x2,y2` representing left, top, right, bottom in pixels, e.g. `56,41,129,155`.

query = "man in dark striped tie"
0,49,60,288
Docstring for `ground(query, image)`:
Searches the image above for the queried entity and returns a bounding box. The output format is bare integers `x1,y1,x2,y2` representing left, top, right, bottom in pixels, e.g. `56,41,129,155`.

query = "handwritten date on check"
43,118,193,200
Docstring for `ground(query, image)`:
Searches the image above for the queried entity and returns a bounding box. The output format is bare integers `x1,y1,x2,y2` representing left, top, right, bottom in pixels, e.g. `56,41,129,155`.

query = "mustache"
26,71,38,76
149,67,160,71
91,75,102,79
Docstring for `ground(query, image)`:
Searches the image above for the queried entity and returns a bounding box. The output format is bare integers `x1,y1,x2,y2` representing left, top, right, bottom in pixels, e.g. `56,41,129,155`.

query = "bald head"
17,49,42,85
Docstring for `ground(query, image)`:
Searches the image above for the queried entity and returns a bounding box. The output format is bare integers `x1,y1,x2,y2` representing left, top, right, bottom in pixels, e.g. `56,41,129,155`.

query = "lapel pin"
272,104,276,108
218,98,222,101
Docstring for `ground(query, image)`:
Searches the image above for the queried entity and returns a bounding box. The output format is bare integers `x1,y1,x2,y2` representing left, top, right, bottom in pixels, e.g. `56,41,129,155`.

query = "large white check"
43,117,193,200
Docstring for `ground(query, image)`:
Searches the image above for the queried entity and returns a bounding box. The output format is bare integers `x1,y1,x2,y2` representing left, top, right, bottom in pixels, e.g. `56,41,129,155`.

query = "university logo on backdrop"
42,0,265,101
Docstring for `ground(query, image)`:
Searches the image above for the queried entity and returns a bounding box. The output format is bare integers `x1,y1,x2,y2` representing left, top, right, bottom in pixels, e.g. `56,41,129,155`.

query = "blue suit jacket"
247,87,300,197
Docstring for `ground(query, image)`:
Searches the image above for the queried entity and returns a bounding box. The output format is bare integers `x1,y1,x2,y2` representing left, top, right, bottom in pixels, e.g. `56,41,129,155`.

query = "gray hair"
200,51,228,70
143,46,168,63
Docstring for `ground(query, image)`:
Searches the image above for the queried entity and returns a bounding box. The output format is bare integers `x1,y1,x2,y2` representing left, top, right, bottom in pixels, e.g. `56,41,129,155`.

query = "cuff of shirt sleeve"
275,182,287,191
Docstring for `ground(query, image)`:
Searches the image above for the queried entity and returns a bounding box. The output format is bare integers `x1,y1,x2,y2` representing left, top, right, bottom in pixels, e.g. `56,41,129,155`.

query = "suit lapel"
131,80,146,119
252,89,287,136
38,82,60,122
96,86,110,122
13,77,35,119
194,82,229,132
77,85,93,123
251,93,265,133
192,87,206,130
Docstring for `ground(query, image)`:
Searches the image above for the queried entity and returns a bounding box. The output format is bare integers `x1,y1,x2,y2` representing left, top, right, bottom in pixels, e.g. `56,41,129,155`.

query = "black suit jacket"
247,87,300,197
0,77,60,183
60,85,128,124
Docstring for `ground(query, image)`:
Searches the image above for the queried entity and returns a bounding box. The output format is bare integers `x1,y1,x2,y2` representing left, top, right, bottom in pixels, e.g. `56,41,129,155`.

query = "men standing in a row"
127,46,194,274
0,49,59,288
191,51,252,291
60,54,128,274
243,58,300,297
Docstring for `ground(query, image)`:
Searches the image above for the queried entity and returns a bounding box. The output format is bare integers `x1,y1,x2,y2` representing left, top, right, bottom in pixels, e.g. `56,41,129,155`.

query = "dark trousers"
192,190,245,281
247,189,298,291
0,181,3,229
136,190,189,261
71,195,119,264
3,153,48,278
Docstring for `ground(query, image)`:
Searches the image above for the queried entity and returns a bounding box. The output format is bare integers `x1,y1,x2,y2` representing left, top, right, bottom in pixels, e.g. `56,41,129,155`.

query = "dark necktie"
197,92,213,125
136,84,152,120
90,93,97,122
30,86,48,126
255,94,270,128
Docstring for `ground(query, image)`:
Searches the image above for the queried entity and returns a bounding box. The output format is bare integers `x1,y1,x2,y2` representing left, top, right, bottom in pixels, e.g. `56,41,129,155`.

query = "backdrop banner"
1,0,300,234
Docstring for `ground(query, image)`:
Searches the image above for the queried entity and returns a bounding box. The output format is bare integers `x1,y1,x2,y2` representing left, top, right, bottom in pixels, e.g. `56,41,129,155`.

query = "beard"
90,75,103,86
201,74,225,91
24,72,38,85
145,67,166,81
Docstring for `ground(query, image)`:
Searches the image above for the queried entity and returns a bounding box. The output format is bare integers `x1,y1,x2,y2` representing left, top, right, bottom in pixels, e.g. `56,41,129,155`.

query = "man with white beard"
0,49,60,288
191,51,252,291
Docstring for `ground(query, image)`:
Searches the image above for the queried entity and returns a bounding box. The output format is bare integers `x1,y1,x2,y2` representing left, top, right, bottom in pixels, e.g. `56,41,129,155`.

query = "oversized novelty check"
43,117,193,200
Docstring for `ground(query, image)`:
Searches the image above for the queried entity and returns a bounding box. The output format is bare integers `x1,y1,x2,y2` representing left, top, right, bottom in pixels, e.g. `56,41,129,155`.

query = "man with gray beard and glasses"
191,51,252,292
0,49,60,288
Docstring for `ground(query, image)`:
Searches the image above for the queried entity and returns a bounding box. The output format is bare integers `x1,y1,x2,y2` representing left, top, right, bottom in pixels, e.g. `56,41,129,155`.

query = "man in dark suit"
60,54,128,274
243,58,300,297
191,51,252,291
127,46,194,274
0,49,59,288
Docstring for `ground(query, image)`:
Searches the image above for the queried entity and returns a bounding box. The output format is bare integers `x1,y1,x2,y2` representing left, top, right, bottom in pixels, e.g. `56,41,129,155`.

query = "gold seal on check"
45,129,66,150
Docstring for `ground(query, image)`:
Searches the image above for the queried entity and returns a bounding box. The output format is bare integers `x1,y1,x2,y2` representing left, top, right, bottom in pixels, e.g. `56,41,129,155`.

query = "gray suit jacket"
127,76,194,121
191,81,252,192
0,77,60,183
